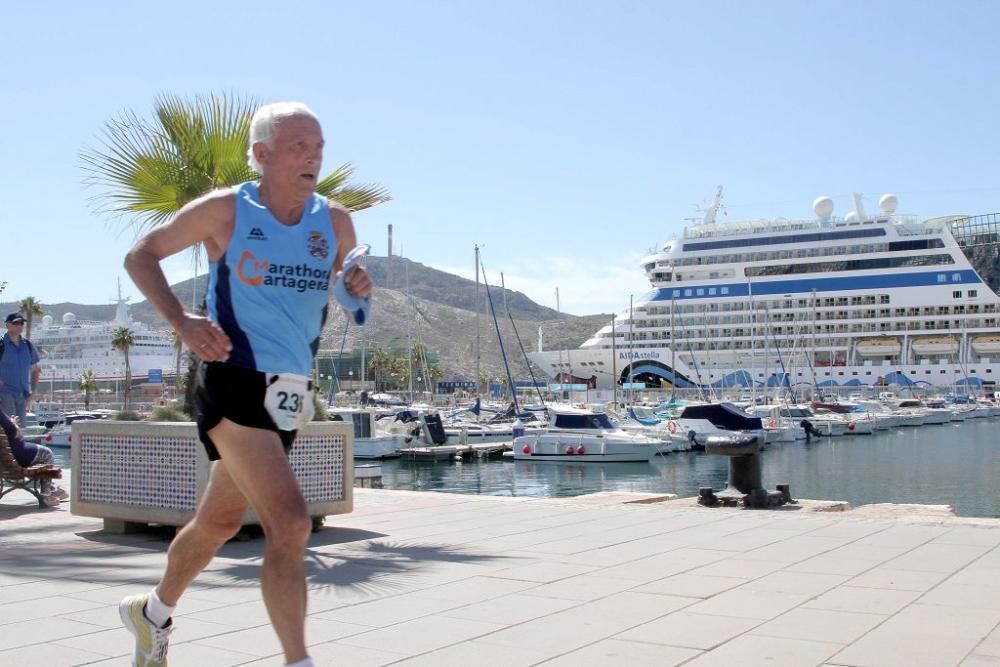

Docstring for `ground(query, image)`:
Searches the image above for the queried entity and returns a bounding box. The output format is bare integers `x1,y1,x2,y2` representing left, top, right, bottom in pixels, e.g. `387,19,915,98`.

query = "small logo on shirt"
248,227,267,241
307,232,329,260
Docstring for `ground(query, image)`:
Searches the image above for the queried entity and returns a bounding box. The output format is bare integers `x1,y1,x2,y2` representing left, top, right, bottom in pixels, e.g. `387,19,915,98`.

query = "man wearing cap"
0,313,40,424
119,102,371,667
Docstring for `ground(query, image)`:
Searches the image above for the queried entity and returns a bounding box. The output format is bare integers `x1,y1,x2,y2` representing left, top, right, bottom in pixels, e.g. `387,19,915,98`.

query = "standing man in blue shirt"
0,312,40,423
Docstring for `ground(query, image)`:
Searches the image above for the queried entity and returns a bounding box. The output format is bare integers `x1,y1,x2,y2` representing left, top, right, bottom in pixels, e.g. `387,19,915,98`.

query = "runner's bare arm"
124,191,235,360
330,203,372,298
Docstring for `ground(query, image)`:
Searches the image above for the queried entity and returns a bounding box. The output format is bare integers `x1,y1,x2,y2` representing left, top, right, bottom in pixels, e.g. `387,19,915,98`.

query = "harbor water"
52,417,1000,518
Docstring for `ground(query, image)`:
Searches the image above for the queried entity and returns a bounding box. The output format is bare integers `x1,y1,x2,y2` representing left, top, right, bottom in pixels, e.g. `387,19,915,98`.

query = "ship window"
970,290,978,297
721,287,729,295
684,289,692,296
952,273,961,281
672,290,680,298
938,274,947,282
708,288,717,295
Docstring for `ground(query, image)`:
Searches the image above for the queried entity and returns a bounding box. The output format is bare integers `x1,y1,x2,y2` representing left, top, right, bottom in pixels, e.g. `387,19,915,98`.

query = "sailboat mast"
611,313,618,409
475,244,481,401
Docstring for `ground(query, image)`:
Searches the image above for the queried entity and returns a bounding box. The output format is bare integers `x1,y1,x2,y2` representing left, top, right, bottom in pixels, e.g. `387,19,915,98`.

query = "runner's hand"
178,315,232,362
343,266,372,298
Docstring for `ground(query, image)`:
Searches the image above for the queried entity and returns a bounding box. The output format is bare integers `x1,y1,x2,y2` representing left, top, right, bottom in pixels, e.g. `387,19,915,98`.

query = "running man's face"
256,114,325,196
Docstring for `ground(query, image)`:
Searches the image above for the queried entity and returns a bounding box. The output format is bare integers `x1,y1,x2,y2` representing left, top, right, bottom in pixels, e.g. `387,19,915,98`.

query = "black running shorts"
193,362,297,461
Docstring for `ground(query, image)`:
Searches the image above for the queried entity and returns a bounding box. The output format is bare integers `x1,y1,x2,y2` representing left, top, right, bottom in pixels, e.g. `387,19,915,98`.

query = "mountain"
2,255,612,380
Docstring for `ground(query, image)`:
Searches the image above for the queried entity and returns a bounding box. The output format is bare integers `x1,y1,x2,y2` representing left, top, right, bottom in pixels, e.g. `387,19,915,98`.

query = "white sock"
286,658,314,667
144,588,175,628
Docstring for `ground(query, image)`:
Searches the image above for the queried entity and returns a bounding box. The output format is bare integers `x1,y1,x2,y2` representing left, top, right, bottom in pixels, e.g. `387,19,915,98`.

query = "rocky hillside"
2,255,610,380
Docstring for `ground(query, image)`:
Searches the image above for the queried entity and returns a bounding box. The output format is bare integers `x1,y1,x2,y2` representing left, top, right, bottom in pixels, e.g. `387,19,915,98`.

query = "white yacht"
510,406,662,463
328,408,405,459
531,189,1000,396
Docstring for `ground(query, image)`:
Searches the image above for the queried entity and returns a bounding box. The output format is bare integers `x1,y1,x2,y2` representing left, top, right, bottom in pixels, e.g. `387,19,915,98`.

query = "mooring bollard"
704,434,788,508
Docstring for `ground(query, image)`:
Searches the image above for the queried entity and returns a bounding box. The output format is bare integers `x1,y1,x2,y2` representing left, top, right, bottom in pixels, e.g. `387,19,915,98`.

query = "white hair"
246,102,320,173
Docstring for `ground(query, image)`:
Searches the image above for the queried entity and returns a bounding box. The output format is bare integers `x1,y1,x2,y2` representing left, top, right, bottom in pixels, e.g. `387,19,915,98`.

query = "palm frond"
83,93,390,234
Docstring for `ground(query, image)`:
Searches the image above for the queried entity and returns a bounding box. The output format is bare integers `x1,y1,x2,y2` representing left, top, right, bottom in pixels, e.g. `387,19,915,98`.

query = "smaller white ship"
31,288,177,383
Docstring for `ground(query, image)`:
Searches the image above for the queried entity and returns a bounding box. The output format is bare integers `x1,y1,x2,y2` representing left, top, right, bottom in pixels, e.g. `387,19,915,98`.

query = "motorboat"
44,411,109,447
328,408,405,459
674,402,765,447
510,406,663,463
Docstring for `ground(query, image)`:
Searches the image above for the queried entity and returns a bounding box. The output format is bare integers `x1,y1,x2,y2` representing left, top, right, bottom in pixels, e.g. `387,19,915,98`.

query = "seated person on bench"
0,408,67,505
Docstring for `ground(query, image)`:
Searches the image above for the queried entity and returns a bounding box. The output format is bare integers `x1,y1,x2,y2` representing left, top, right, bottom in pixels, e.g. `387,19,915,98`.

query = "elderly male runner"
120,102,371,667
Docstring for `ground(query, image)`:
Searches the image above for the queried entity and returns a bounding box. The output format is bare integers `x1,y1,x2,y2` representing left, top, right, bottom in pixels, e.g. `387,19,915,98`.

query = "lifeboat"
972,336,1000,355
911,336,959,356
855,338,901,357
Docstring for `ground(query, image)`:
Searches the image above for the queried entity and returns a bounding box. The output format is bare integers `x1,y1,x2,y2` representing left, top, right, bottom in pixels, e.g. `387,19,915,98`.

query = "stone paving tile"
194,616,373,656
477,591,695,655
688,556,790,580
0,641,110,666
542,637,702,666
0,576,109,603
921,583,1000,611
804,585,922,615
846,567,951,592
439,591,580,625
963,656,1000,666
829,631,985,667
949,566,1000,587
0,596,105,628
337,614,504,657
615,610,761,649
689,527,810,552
302,641,410,666
519,572,640,601
387,638,552,666
975,626,1000,657
740,536,857,564
880,543,992,573
417,574,538,603
313,590,466,627
684,588,811,620
633,572,745,598
490,559,600,583
933,526,1000,547
751,607,888,645
0,616,108,651
598,548,732,582
738,571,851,597
684,633,842,666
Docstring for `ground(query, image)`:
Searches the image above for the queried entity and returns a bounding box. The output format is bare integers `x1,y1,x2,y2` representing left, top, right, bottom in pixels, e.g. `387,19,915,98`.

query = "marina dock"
398,442,512,461
3,472,1000,665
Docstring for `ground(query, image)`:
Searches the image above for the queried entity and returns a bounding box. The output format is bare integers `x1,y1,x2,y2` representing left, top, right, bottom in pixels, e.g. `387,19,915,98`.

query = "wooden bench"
0,433,63,508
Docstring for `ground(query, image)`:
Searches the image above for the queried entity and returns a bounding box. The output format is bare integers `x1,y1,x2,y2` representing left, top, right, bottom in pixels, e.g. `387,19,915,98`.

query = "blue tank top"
207,182,336,375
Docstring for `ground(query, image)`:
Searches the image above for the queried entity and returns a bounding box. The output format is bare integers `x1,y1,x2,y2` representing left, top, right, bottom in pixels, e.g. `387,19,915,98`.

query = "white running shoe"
119,594,173,666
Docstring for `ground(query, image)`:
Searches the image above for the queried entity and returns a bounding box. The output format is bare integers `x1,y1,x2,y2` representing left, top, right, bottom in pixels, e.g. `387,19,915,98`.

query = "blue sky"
2,1,998,316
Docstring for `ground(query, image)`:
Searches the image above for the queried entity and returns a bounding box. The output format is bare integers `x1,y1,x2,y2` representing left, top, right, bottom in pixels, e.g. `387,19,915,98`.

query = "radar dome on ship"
844,211,859,222
41,315,53,327
62,313,76,324
812,196,834,221
879,193,898,214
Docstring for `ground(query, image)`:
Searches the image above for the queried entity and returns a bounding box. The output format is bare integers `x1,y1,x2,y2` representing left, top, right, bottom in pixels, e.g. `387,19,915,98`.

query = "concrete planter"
70,421,353,532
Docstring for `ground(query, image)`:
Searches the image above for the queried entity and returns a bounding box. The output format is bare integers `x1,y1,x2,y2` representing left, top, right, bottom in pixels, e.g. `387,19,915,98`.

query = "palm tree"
79,369,99,410
367,348,392,392
80,93,390,234
16,297,44,340
111,327,135,411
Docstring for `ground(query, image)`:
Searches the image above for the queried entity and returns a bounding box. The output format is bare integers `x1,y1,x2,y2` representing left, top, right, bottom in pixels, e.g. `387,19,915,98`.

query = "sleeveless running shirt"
206,182,336,376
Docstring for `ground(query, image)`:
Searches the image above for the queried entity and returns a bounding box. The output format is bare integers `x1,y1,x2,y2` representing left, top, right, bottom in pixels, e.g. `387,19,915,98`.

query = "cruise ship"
530,189,1000,393
31,296,177,383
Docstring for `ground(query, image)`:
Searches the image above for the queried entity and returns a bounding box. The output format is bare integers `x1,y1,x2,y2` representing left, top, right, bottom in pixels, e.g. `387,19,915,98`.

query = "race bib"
264,373,315,431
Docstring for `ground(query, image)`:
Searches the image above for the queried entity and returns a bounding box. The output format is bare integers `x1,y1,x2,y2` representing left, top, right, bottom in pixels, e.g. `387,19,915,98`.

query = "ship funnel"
852,192,867,220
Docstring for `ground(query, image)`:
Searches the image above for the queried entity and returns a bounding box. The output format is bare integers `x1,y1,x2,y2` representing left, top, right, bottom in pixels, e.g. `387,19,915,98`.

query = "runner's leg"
156,459,250,605
207,418,312,664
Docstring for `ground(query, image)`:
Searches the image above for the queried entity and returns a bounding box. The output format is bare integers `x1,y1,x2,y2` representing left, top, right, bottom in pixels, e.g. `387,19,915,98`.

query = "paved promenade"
3,480,1000,666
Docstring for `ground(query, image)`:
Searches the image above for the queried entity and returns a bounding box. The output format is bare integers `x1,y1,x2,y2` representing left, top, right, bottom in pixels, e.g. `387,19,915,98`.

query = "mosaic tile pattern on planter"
290,435,345,502
79,435,199,510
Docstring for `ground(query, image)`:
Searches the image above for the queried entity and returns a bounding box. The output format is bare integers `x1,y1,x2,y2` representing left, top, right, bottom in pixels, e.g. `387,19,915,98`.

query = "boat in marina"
530,189,1000,394
328,408,406,459
510,406,663,462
